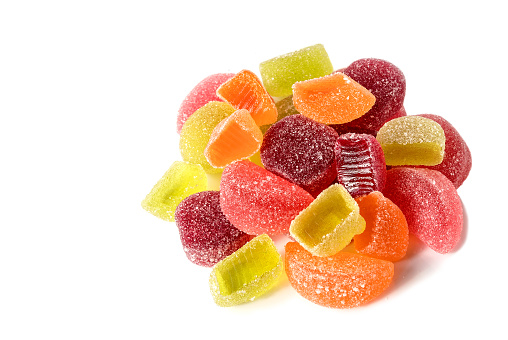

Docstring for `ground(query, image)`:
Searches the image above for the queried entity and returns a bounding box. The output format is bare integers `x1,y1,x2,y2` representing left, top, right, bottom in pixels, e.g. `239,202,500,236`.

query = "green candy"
261,95,301,134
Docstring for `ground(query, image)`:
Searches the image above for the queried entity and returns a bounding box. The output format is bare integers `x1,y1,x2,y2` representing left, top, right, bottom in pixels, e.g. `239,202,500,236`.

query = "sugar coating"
259,44,334,98
220,160,314,235
177,73,235,133
289,184,366,257
175,191,251,267
335,133,386,198
261,115,339,196
141,161,207,222
332,105,407,136
376,116,446,166
260,95,301,134
285,242,394,309
179,101,236,173
209,234,283,307
354,191,409,262
292,72,376,125
383,167,463,254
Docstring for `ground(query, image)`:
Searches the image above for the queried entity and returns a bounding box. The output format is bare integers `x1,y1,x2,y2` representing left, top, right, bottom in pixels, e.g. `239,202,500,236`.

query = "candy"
141,161,207,222
354,191,409,262
335,133,386,198
216,70,277,127
292,72,376,124
175,191,251,267
259,44,334,98
285,242,394,308
331,105,407,136
289,184,366,257
260,95,300,134
416,114,472,188
209,234,284,307
376,115,446,166
220,160,314,235
179,101,236,173
260,115,339,196
176,73,235,133
204,109,263,168
383,167,463,254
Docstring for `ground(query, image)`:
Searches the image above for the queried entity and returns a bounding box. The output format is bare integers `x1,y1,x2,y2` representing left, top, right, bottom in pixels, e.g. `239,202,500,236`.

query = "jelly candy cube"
261,115,339,196
285,242,394,308
220,160,314,235
383,167,463,254
176,73,235,133
204,109,263,168
376,115,446,166
335,133,386,198
259,44,334,98
179,101,236,173
216,70,277,127
209,234,284,307
260,95,301,134
292,72,376,124
289,183,366,257
354,191,409,262
141,161,207,222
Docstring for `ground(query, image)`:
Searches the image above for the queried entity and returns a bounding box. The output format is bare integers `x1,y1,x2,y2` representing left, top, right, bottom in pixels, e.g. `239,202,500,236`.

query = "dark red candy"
260,115,339,196
175,191,250,267
335,133,386,198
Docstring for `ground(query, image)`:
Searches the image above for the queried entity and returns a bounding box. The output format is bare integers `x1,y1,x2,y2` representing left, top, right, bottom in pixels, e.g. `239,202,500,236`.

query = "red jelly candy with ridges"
340,58,406,134
176,73,235,134
260,115,339,196
220,160,314,235
416,114,472,188
175,191,251,267
335,133,386,198
382,167,463,254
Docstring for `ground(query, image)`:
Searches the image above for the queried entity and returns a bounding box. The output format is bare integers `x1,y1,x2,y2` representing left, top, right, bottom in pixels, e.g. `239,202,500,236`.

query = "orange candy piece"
204,109,263,168
354,191,409,262
292,72,376,124
216,70,277,127
285,242,394,309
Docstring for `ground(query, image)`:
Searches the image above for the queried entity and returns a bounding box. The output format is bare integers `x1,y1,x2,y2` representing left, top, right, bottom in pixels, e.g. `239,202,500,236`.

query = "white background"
1,1,506,339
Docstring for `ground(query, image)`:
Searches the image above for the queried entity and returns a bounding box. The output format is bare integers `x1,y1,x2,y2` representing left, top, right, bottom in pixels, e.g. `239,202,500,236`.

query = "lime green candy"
259,44,334,98
179,101,236,173
289,184,366,257
261,95,300,134
209,234,283,307
141,161,207,222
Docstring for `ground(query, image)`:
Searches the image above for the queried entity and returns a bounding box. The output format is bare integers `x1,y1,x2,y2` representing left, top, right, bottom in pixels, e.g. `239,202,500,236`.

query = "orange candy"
285,242,394,309
354,191,409,262
292,72,376,124
216,70,278,127
204,109,263,168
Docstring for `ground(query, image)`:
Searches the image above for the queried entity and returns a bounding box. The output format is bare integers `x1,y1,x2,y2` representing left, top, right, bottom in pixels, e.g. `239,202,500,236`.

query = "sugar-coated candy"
220,160,314,235
179,101,236,173
416,114,472,188
376,115,446,166
354,191,409,262
383,167,463,254
259,44,334,98
261,115,339,196
209,234,283,307
289,184,366,257
141,161,207,222
216,70,277,126
204,109,263,168
285,242,394,308
292,72,376,124
176,73,235,133
260,95,300,134
175,191,251,267
335,133,386,198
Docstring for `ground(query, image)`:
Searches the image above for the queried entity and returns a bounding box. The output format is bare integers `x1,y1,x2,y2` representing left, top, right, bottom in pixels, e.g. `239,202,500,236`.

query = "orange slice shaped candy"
204,109,263,168
285,242,394,309
292,72,376,125
216,70,277,127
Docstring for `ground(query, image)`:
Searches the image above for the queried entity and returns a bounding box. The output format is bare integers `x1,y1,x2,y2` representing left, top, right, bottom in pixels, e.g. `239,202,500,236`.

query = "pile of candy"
142,44,472,309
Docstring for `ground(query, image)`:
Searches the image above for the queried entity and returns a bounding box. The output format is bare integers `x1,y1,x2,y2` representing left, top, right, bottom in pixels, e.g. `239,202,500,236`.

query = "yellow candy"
289,184,366,257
